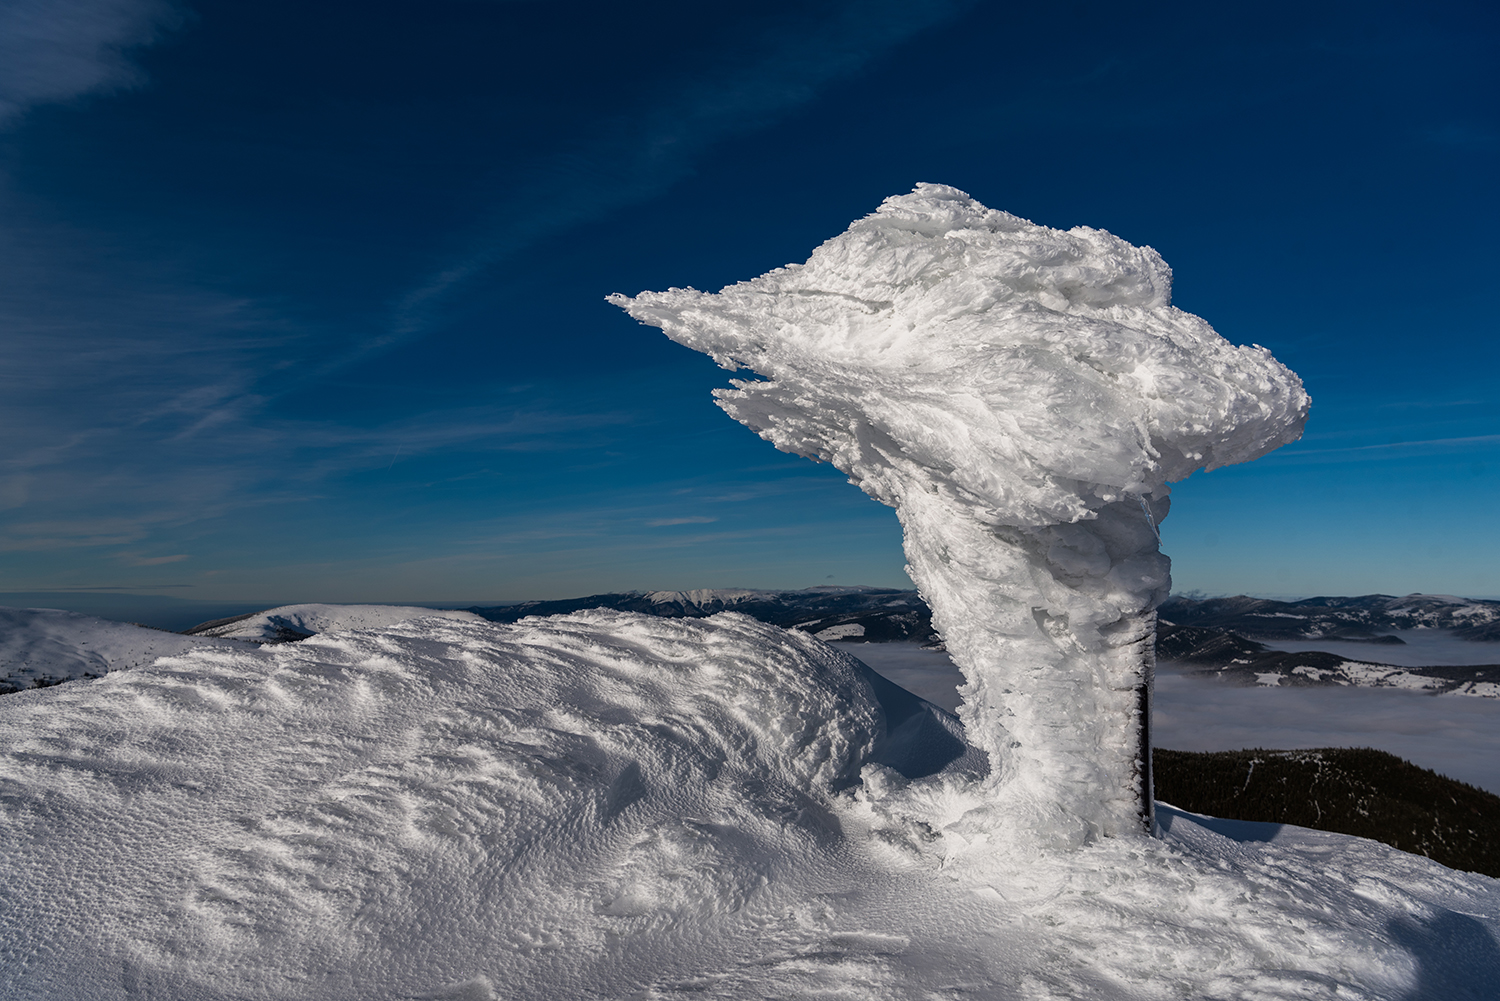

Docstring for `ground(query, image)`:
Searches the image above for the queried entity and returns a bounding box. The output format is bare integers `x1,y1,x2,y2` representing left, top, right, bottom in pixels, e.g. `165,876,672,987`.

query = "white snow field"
614,183,1309,840
0,606,244,691
2,610,1498,1000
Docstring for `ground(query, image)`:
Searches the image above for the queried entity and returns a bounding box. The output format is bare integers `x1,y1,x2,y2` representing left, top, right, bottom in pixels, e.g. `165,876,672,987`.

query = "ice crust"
612,184,1309,840
2,610,1496,999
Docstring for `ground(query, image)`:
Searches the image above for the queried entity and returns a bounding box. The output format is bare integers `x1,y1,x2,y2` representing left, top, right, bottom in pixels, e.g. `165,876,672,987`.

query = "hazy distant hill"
8,590,1498,698
184,604,483,643
467,588,1500,697
1158,593,1500,642
0,607,242,694
1155,622,1500,696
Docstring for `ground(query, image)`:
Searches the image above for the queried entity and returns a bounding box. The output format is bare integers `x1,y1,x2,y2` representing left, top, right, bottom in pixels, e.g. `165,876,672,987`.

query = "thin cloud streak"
1275,434,1500,458
0,0,180,126
372,0,977,365
1,0,975,572
0,396,645,552
115,552,189,566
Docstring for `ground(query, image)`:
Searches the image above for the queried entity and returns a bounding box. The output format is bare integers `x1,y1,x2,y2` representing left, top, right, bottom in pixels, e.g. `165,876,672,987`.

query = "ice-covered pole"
610,184,1308,842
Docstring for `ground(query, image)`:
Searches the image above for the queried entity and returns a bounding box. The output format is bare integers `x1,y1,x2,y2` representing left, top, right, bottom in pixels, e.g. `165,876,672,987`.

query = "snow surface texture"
3,611,1497,999
0,607,242,691
185,603,484,643
612,184,1310,841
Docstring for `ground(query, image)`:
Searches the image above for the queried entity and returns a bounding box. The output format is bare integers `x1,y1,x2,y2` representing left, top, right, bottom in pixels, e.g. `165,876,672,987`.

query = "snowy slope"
0,606,243,692
2,610,1495,1000
0,604,488,692
184,602,484,643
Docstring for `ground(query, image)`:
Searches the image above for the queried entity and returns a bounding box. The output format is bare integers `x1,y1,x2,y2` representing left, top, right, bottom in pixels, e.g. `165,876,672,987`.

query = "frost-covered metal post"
612,185,1308,842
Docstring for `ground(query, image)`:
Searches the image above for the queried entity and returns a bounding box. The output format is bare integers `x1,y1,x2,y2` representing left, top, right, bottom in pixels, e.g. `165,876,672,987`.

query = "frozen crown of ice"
611,183,1309,526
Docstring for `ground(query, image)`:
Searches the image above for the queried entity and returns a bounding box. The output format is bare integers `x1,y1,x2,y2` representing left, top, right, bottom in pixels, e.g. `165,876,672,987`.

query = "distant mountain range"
465,586,939,644
4,589,1497,697
1156,592,1500,642
466,589,1500,698
1156,594,1500,696
463,588,1500,644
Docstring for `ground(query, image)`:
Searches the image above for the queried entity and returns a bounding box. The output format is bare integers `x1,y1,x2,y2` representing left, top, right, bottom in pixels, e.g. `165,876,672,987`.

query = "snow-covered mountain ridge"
0,607,246,694
7,592,1495,698
1,604,483,691
467,586,937,643
184,603,484,643
478,588,1500,643
469,588,1500,697
1161,593,1500,641
1157,622,1500,697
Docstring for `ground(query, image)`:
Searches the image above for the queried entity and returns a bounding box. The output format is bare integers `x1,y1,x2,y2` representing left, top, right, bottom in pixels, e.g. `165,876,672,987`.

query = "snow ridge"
0,606,242,692
184,603,484,643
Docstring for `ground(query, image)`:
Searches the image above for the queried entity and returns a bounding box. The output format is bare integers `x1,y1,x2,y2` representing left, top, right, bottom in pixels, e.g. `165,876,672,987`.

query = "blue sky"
1,0,1496,616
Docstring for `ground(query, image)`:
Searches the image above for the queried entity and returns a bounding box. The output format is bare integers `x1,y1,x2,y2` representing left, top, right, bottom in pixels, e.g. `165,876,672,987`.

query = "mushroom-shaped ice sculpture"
610,184,1308,841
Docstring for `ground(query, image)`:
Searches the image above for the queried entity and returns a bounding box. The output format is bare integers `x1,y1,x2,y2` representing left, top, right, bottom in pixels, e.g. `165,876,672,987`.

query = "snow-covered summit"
2,609,1495,999
184,603,484,643
0,606,242,692
614,184,1309,840
642,588,781,610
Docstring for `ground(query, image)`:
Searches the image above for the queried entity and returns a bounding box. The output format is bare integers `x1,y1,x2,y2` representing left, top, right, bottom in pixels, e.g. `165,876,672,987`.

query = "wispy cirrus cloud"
0,516,153,552
0,0,974,586
0,0,179,127
115,552,190,566
379,0,978,356
1274,434,1500,460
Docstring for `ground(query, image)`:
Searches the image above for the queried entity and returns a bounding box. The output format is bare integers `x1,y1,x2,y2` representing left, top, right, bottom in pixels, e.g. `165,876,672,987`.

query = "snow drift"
2,611,1496,999
612,183,1309,840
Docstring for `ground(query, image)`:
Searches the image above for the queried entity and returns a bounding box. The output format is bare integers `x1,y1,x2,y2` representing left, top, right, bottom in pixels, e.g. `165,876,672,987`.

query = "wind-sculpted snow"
613,184,1309,840
0,612,881,998
3,611,1498,999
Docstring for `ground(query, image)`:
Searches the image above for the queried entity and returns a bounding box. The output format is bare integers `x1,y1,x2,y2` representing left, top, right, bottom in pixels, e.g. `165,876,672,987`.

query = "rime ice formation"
611,184,1309,840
